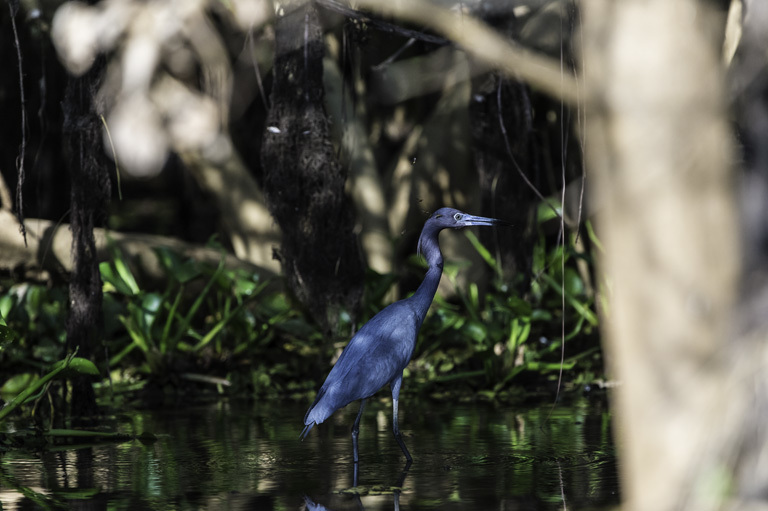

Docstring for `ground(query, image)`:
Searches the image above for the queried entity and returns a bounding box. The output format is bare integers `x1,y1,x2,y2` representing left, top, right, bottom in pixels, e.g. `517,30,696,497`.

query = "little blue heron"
300,207,504,462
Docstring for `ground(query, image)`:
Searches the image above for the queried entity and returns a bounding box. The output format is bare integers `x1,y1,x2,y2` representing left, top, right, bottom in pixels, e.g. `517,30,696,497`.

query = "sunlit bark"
581,0,756,509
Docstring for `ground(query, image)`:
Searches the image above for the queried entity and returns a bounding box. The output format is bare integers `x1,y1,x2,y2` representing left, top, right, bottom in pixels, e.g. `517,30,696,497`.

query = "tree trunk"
261,0,364,334
62,56,110,419
582,1,750,509
469,4,538,287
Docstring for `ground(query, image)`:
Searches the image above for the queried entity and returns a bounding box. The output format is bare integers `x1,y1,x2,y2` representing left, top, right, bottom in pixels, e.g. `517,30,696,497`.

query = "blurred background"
1,0,767,509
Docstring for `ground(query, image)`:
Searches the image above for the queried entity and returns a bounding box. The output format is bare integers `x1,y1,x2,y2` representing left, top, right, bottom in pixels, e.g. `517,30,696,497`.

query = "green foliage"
0,212,603,411
0,283,68,363
0,351,98,422
0,242,328,414
99,244,324,398
405,218,601,401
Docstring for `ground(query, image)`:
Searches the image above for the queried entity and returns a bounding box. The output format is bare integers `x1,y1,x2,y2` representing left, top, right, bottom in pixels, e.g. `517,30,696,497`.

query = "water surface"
1,397,619,510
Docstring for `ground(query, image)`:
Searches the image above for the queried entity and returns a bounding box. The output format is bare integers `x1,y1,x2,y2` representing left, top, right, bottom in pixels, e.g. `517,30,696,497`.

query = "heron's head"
428,207,501,229
418,208,505,259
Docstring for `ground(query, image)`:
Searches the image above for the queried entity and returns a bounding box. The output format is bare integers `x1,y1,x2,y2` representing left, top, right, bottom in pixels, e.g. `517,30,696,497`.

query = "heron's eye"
435,214,443,219
454,213,462,221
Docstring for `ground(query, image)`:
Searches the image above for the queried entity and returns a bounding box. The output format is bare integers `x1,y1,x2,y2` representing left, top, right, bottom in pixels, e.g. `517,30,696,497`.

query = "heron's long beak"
459,214,507,227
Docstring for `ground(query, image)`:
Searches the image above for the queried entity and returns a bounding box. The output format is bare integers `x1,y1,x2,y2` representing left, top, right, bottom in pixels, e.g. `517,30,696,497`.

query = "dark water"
0,398,619,510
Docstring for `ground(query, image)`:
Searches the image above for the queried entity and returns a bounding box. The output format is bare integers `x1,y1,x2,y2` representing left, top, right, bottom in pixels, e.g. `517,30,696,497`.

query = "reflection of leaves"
0,468,65,508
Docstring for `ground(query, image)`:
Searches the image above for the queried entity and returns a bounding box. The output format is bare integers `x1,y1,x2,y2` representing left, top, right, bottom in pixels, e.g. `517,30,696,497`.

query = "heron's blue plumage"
301,207,503,461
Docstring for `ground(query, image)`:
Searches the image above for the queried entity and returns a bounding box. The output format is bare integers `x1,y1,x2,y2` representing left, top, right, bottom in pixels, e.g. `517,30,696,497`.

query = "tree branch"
332,0,578,104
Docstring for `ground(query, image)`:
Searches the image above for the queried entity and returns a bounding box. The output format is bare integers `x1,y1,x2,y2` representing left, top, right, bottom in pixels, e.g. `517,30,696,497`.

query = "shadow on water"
0,398,619,510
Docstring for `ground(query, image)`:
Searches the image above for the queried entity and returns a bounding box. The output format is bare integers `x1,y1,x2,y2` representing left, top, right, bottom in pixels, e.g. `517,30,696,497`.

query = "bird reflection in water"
304,458,411,510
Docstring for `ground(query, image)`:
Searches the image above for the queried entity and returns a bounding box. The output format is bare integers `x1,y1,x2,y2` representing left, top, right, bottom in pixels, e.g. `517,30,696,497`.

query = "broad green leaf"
0,324,17,343
465,230,499,272
140,293,163,331
1,373,37,395
465,321,487,343
0,294,13,319
24,286,43,321
115,257,140,295
506,296,532,317
52,357,100,377
100,262,136,296
154,247,200,283
537,198,562,224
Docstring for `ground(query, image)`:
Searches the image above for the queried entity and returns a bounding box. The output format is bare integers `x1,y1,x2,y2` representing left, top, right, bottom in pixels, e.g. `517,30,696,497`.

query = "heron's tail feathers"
301,387,329,440
300,422,315,440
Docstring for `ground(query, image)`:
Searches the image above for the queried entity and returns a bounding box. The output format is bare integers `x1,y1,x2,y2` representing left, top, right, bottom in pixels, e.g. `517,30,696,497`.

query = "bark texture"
262,1,364,333
62,56,110,418
582,1,753,509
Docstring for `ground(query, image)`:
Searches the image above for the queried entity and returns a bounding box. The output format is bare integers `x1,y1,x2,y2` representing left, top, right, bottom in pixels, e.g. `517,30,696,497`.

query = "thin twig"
547,7,569,423
497,79,562,222
246,29,270,111
573,0,587,244
372,38,416,71
100,115,123,200
8,0,28,246
557,13,569,416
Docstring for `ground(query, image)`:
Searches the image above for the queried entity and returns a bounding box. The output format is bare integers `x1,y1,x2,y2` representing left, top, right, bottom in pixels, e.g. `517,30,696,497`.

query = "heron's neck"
412,263,442,309
409,243,443,322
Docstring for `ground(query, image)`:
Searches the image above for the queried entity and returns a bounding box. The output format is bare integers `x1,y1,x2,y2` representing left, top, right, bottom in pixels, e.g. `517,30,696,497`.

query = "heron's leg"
351,399,366,463
391,374,413,462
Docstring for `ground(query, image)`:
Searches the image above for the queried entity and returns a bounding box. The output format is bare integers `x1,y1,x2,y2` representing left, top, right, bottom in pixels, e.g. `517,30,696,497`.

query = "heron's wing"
327,303,419,399
304,302,419,425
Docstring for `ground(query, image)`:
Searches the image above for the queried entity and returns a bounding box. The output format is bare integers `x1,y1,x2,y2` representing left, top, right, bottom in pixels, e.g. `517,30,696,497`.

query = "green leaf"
0,323,17,343
154,247,200,283
120,313,150,352
100,262,136,296
537,198,562,224
0,353,88,422
45,429,130,440
563,267,585,296
465,321,487,343
114,257,140,295
192,300,249,352
167,259,226,350
1,373,38,395
0,294,14,319
506,296,532,317
541,272,598,326
585,219,604,253
140,293,163,332
24,286,43,321
160,288,184,352
464,230,499,273
53,357,100,377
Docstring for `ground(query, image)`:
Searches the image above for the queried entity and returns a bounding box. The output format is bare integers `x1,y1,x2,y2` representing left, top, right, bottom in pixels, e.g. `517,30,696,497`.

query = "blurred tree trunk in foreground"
262,1,364,334
583,0,768,508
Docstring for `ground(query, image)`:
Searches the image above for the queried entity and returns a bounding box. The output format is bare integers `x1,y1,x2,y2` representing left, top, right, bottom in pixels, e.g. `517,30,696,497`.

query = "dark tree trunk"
62,56,110,418
471,72,537,288
261,1,364,334
469,2,537,289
